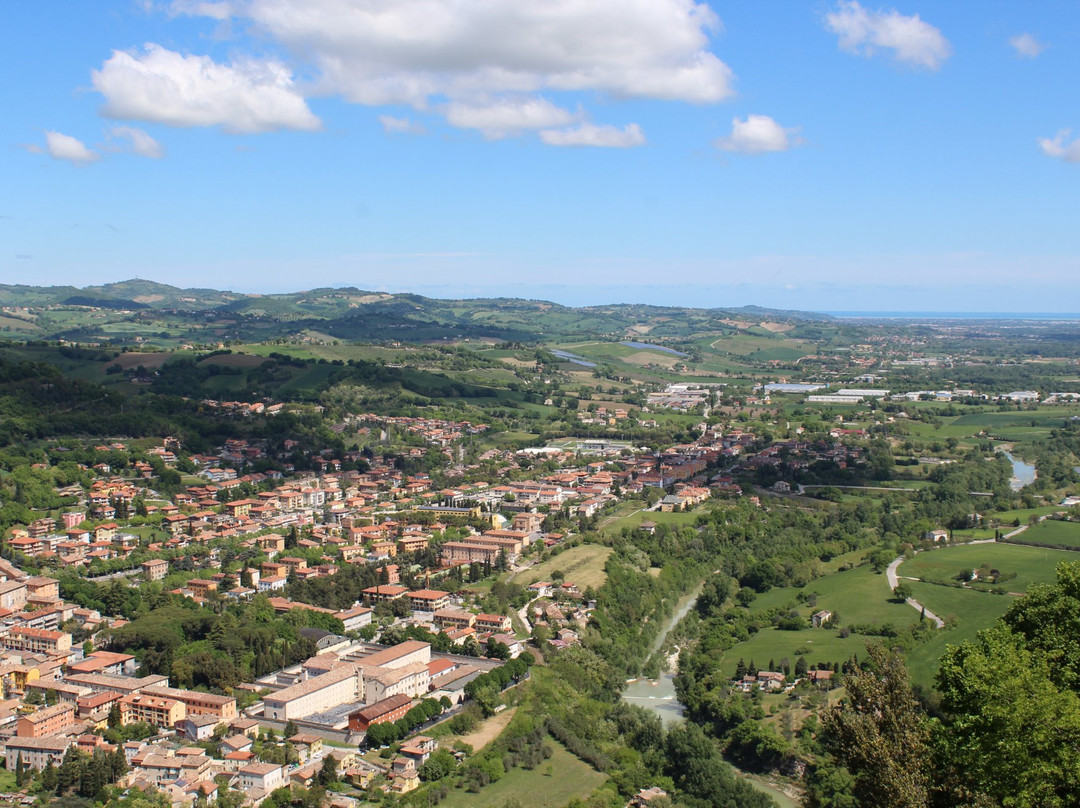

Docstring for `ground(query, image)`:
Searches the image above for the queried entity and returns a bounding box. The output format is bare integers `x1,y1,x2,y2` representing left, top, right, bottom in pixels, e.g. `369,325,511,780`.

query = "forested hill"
0,279,830,344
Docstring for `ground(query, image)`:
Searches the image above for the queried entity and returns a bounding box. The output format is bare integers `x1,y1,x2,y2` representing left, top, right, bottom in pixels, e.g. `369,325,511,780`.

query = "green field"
900,409,1080,446
437,737,607,808
903,581,1014,687
1009,518,1080,549
519,544,613,591
898,542,1073,593
718,565,918,677
990,505,1063,523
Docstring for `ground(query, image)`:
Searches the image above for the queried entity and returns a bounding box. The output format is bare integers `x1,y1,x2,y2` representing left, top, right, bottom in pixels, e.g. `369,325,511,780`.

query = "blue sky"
2,1,1078,312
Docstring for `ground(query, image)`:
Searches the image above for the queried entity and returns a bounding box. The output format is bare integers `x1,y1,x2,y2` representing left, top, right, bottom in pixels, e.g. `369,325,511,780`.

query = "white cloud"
36,131,100,164
540,122,645,148
1009,33,1046,59
715,115,800,154
176,0,734,136
825,1,951,70
92,44,321,134
109,126,165,158
444,98,575,139
1039,129,1080,163
378,115,426,135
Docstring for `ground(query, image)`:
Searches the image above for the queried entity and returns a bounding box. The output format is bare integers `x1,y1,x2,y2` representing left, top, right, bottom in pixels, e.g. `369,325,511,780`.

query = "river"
620,581,801,807
1001,449,1037,491
621,583,702,724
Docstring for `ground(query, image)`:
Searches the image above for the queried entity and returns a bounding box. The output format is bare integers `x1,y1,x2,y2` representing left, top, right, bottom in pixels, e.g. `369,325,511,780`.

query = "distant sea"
826,311,1080,320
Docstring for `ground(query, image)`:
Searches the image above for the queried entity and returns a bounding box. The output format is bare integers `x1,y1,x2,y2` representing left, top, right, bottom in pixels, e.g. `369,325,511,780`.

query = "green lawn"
519,544,613,591
990,505,1063,523
899,543,1073,593
903,581,1014,687
719,565,917,677
1010,519,1080,550
604,506,703,534
437,737,607,808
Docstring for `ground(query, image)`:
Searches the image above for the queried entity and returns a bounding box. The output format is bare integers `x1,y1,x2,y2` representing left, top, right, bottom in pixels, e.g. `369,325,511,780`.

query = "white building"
262,664,363,721
237,762,284,793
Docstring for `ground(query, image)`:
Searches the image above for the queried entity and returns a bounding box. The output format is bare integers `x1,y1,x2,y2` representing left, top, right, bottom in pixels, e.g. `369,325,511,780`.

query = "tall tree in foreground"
822,643,930,808
936,604,1080,806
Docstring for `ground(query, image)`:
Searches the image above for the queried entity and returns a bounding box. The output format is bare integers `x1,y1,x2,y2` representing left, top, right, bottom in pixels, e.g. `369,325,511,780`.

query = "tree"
892,581,913,602
317,754,339,787
283,720,299,740
108,702,122,729
823,644,931,808
1001,560,1080,691
418,748,456,781
936,624,1080,807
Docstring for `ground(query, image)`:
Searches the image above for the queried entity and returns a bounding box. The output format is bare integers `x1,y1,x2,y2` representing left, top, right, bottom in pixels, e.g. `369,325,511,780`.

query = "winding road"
886,556,946,628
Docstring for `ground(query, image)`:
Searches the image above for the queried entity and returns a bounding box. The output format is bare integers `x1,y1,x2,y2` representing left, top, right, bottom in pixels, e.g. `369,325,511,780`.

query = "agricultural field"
519,544,613,591
436,737,607,808
1008,518,1080,550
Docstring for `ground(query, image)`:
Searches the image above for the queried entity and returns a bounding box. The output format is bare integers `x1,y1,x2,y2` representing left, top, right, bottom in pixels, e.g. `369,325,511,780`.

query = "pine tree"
14,753,24,788
735,658,747,678
41,762,58,792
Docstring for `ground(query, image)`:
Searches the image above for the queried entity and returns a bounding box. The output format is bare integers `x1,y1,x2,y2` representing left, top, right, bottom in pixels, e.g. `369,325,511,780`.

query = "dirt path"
454,707,517,752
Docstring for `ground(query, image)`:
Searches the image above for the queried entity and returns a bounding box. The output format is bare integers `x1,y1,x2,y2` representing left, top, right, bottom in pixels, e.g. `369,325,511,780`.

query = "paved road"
886,556,945,628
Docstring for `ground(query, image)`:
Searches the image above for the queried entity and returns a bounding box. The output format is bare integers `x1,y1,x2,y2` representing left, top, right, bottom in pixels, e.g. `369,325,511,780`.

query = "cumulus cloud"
1039,129,1080,163
92,44,321,134
30,131,100,164
825,1,951,70
540,122,645,148
1009,33,1046,58
444,98,575,139
109,125,165,157
715,115,800,154
378,115,426,135
175,0,734,138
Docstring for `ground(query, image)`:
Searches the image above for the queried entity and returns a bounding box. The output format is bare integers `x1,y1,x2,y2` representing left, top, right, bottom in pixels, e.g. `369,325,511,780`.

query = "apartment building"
4,736,72,771
2,627,71,656
141,559,168,581
141,685,238,720
16,702,76,738
434,608,476,631
120,693,187,728
408,589,450,612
